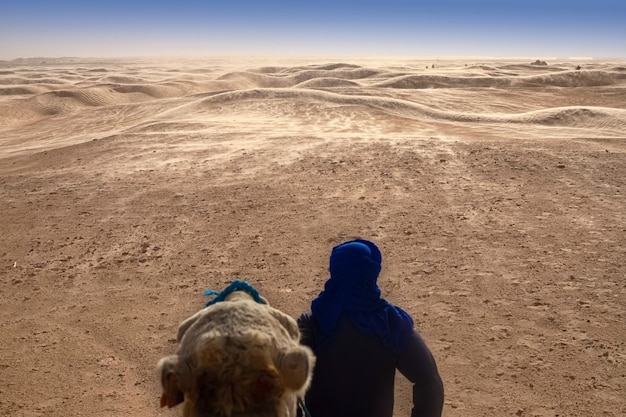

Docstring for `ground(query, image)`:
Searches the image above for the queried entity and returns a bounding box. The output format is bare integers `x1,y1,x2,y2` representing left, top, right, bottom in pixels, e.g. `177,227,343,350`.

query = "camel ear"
276,346,315,391
177,311,202,343
160,373,184,408
157,356,184,408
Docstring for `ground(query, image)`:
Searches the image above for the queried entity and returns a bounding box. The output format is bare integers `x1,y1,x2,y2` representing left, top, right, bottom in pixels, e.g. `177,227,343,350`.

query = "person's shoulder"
399,329,437,362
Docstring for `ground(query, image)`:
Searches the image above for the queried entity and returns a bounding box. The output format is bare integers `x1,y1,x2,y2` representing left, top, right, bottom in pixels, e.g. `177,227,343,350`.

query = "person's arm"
396,331,444,417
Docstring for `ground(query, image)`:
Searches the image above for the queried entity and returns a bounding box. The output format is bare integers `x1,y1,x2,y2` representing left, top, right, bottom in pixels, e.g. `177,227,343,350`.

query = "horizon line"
3,54,624,62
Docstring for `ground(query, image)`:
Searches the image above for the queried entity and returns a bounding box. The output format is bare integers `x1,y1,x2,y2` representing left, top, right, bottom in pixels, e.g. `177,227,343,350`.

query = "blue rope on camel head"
204,279,264,308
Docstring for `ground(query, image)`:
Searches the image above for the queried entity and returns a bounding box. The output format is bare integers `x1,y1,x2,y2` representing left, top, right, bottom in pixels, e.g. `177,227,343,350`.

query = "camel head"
158,285,314,417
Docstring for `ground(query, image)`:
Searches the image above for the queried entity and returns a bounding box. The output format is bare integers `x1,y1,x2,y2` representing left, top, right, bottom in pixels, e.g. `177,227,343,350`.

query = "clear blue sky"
1,0,624,59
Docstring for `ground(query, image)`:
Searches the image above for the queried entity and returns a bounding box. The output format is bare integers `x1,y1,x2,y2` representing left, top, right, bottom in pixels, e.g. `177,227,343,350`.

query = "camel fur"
158,286,315,417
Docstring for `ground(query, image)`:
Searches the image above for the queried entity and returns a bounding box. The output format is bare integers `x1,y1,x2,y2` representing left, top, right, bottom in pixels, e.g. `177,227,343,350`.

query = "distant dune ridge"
1,58,625,150
0,58,626,143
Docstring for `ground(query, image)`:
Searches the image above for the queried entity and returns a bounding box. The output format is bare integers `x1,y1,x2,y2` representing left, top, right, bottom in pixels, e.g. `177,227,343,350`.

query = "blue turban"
311,239,414,354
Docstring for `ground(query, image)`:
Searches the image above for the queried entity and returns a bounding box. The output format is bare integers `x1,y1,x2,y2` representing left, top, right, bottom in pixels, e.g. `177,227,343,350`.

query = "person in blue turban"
298,239,444,417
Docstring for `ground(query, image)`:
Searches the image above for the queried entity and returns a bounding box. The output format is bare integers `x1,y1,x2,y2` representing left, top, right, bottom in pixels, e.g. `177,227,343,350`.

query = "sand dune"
0,57,625,417
216,67,382,88
217,71,293,88
377,69,623,89
290,67,382,83
1,57,624,152
0,85,47,95
98,75,151,84
499,63,568,71
515,70,624,87
179,87,625,133
295,77,362,88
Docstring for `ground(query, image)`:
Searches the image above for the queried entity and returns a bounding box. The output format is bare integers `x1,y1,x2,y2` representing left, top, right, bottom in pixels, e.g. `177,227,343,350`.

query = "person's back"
299,315,396,417
297,239,444,417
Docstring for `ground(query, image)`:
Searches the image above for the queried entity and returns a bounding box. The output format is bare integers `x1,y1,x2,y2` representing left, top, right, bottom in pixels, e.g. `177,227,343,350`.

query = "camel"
157,280,315,417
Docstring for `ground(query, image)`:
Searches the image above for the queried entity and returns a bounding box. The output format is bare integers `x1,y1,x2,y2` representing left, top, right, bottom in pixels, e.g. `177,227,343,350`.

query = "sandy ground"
0,57,625,417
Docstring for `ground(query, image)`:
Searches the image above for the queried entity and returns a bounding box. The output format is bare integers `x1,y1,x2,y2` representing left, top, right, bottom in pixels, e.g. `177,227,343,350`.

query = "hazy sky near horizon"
1,0,624,59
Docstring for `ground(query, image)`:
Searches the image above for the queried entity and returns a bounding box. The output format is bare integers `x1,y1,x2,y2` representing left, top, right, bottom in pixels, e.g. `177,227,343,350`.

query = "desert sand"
0,56,625,417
